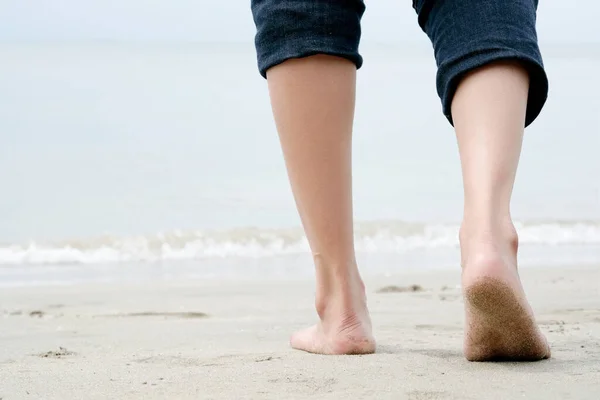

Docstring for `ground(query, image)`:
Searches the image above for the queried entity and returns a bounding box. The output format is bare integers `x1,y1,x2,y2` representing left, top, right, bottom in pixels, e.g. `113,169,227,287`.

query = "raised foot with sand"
462,255,551,362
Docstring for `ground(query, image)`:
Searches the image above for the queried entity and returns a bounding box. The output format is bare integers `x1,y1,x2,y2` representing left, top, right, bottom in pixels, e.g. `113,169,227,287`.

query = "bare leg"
452,61,550,361
266,55,375,355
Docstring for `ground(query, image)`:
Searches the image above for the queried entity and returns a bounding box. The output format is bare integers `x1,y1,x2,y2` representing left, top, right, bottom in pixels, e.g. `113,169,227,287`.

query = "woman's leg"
452,61,550,361
414,0,551,360
251,0,374,354
267,56,374,355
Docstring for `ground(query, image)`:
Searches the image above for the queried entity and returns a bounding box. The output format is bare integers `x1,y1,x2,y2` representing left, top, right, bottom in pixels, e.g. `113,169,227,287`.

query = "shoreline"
1,245,600,288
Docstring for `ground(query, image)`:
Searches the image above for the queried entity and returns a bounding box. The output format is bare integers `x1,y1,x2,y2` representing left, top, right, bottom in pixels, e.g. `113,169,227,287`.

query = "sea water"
0,42,598,286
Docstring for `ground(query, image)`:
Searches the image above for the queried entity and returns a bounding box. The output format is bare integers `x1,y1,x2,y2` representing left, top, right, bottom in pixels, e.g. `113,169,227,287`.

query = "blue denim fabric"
252,0,548,127
415,0,547,127
251,0,365,78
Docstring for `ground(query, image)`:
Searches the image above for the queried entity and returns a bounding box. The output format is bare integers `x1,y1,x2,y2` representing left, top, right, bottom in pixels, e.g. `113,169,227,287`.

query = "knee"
251,0,366,78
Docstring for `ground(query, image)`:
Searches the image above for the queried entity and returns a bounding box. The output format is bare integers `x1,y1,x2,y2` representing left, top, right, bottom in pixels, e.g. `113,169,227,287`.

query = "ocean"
0,42,598,286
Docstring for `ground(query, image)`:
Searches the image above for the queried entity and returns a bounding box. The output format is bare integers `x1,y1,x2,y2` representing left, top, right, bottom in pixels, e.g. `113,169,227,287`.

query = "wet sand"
1,265,599,399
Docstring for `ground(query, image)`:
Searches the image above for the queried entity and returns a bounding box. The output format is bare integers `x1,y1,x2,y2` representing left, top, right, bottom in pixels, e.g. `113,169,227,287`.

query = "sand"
1,265,599,399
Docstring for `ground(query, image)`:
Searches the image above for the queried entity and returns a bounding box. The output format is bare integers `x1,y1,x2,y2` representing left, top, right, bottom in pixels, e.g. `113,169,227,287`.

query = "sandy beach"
1,265,599,399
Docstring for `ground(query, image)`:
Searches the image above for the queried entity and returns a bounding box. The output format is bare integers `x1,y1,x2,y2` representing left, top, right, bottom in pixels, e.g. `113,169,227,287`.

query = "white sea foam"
1,221,598,266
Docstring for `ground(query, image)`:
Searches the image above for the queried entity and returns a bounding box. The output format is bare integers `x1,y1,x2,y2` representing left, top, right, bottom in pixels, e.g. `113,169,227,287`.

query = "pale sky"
0,0,598,44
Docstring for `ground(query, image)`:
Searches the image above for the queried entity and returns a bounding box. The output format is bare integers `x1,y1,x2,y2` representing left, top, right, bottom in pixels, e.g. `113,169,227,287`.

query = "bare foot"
290,313,375,355
290,272,376,355
461,227,550,361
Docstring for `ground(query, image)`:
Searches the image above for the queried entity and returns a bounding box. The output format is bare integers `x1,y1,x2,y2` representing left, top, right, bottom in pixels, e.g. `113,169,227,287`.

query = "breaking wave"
1,220,598,265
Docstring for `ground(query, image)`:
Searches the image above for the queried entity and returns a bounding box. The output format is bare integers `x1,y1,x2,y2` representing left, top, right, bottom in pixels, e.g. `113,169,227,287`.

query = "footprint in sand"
376,284,424,293
36,347,76,359
101,311,209,319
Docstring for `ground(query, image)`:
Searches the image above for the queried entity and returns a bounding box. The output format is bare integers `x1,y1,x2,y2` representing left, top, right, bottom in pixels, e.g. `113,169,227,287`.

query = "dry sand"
1,266,599,399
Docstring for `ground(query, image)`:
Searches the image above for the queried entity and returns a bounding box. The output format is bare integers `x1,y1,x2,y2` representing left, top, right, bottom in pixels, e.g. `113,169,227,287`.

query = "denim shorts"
251,0,548,127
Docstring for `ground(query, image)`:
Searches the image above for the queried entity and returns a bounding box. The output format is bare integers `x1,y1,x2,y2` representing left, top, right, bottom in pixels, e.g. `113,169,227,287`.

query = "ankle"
459,218,518,261
313,254,363,288
313,262,366,320
460,217,517,244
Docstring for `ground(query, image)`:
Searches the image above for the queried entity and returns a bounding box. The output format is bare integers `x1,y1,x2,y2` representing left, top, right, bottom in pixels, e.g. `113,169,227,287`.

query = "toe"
290,325,324,354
